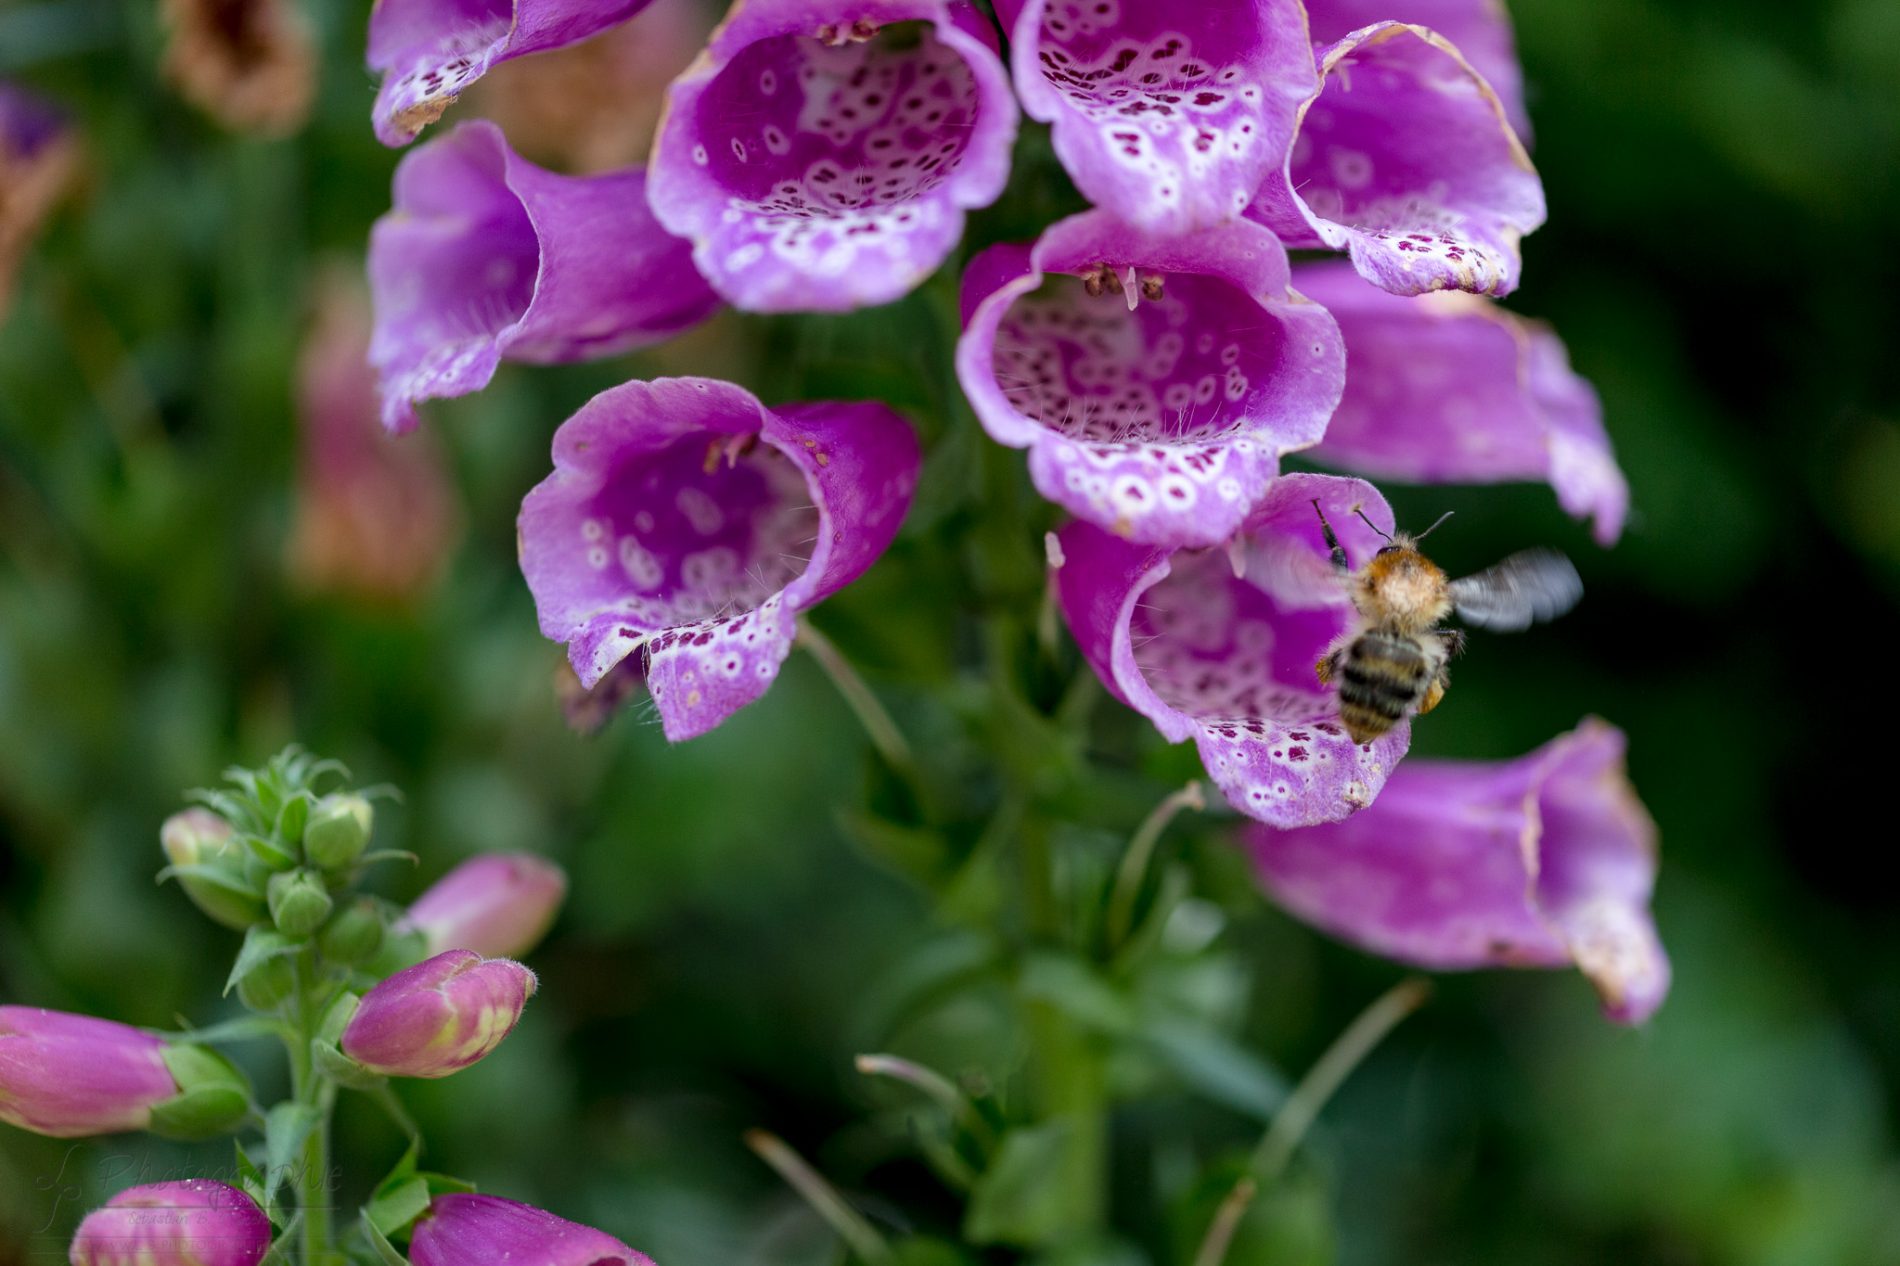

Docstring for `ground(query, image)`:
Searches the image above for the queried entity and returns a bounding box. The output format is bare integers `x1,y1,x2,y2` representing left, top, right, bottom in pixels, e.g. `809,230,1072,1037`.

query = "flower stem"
1193,978,1432,1266
744,1129,892,1265
1104,780,1206,948
287,950,336,1266
797,620,915,775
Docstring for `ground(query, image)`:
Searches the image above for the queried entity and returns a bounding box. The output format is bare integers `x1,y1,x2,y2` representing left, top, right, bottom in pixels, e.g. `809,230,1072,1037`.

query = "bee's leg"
1315,646,1343,686
1311,499,1348,572
1417,666,1450,716
1440,629,1468,659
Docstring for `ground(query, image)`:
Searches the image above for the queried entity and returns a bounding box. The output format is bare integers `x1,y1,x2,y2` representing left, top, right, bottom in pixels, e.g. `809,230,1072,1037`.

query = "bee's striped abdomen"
1337,632,1429,743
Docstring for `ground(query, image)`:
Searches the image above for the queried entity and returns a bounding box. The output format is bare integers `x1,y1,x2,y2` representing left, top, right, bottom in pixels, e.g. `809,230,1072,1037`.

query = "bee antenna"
1350,506,1393,543
1413,510,1456,542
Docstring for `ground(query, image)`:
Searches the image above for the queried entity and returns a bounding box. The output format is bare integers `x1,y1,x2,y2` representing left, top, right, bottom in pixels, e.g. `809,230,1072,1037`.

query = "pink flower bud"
411,1194,653,1266
69,1180,271,1266
341,950,536,1078
403,854,567,958
0,1008,177,1138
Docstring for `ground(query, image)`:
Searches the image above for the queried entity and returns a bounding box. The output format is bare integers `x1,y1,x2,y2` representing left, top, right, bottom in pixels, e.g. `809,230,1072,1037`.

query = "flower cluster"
2,751,630,1266
354,0,1664,1023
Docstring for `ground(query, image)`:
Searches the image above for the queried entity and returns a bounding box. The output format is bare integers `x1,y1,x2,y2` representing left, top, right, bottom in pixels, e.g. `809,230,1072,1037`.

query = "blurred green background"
4,0,1900,1262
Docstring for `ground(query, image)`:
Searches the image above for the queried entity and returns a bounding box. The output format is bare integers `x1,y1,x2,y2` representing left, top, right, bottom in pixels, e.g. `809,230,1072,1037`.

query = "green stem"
745,1130,892,1265
797,620,915,776
287,950,337,1266
1104,781,1206,948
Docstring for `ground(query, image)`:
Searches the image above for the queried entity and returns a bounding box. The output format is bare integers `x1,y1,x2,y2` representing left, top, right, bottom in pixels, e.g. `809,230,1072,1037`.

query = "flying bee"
1309,500,1583,744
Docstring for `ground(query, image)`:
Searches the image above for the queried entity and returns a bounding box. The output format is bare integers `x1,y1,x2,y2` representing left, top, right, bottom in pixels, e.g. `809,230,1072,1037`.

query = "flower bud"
318,897,386,966
148,1044,251,1140
304,794,373,870
268,868,333,937
233,951,297,1012
404,854,567,958
410,1194,653,1266
340,950,535,1079
160,809,265,930
0,1008,178,1138
70,1180,271,1266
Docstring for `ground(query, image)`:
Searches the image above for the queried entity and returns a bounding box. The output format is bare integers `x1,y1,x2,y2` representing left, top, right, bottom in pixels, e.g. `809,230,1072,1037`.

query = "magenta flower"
1304,0,1531,141
404,853,568,958
1055,473,1410,828
412,1194,654,1266
1295,261,1627,545
646,0,1018,313
995,0,1314,235
369,120,719,435
957,211,1343,548
1247,21,1543,296
367,0,654,146
341,950,537,1079
69,1181,271,1266
519,377,919,741
1250,719,1669,1024
0,1009,179,1138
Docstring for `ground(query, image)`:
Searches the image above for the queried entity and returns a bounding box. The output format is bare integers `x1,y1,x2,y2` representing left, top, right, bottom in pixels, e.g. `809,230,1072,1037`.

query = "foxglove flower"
412,1194,654,1266
161,0,316,136
1055,473,1409,827
1247,21,1543,296
1250,719,1669,1023
646,0,1018,312
0,1010,247,1139
519,377,919,741
404,854,568,958
1304,0,1531,140
958,210,1343,548
995,0,1314,234
69,1181,271,1266
341,950,537,1079
1295,261,1627,544
1,83,77,317
291,274,462,597
367,0,654,146
370,120,719,434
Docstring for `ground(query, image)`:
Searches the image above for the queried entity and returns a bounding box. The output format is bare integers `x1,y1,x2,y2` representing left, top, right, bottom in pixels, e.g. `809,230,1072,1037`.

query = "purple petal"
646,0,1018,313
341,950,537,1078
369,121,719,434
1,82,78,316
1296,261,1627,544
70,1181,272,1266
1,82,70,158
998,0,1314,234
0,1008,177,1138
1304,0,1530,139
412,1195,653,1266
367,0,654,146
518,378,919,741
1248,22,1544,296
1055,472,1411,827
957,210,1344,548
404,853,567,958
1250,718,1669,1024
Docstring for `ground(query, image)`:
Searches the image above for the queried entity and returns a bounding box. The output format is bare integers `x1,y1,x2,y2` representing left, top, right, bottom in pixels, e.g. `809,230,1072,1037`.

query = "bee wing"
1449,549,1583,631
1247,533,1352,609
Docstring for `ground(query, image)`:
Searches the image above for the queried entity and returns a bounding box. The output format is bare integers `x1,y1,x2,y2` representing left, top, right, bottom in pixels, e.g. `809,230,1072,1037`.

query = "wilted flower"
1295,261,1627,544
404,854,567,958
340,950,537,1078
1304,0,1531,141
289,274,462,600
0,83,78,318
1247,21,1543,296
369,120,719,434
160,807,266,929
1250,719,1669,1024
1,1010,247,1139
519,377,919,741
1055,473,1410,827
69,1180,271,1266
160,0,316,137
956,209,1343,548
646,0,1018,312
367,0,655,146
411,1194,654,1266
994,0,1314,234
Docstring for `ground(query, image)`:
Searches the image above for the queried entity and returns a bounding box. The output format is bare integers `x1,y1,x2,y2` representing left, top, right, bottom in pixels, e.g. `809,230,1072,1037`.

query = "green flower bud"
233,951,297,1012
318,898,387,967
304,794,373,870
160,810,266,930
148,1044,251,1140
268,869,333,938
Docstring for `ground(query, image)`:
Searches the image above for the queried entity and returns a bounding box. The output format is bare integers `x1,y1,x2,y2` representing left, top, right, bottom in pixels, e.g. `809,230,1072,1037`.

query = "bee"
1309,500,1583,744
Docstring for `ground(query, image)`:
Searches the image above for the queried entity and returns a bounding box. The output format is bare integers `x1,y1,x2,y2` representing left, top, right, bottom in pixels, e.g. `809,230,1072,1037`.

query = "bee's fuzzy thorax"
1354,544,1452,634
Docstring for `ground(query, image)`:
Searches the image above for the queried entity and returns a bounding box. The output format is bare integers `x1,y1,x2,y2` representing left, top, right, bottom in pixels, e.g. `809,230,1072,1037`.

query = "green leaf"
225,926,300,997
360,1211,413,1266
156,862,263,900
263,1102,320,1207
1018,953,1133,1035
1142,1020,1289,1124
235,1143,276,1225
243,832,298,871
365,1176,431,1239
276,792,311,849
892,1238,971,1266
964,1120,1087,1247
